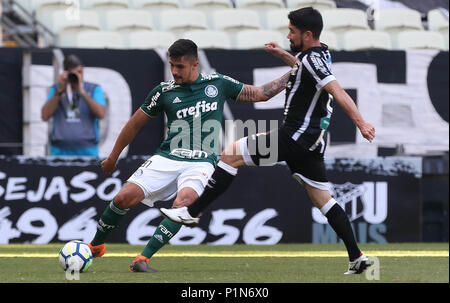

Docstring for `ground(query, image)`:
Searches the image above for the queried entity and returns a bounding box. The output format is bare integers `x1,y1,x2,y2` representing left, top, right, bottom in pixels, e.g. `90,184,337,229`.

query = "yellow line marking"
0,251,447,258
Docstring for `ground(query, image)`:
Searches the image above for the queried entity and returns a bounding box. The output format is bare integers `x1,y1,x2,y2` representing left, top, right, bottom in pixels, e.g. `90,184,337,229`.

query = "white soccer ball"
59,240,93,273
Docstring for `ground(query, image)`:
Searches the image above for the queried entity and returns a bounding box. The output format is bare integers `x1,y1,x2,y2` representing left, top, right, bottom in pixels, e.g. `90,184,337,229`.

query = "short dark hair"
288,7,323,39
63,54,83,70
168,39,198,60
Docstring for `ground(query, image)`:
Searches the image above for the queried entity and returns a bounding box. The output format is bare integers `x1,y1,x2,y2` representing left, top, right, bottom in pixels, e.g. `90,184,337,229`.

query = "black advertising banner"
0,48,23,155
0,156,422,244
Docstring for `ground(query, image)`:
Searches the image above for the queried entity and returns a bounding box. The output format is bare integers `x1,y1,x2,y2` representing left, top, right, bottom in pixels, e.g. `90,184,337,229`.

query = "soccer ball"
59,240,93,273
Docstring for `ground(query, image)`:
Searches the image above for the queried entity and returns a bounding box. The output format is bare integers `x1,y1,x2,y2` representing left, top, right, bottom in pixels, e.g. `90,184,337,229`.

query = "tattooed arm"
237,71,291,103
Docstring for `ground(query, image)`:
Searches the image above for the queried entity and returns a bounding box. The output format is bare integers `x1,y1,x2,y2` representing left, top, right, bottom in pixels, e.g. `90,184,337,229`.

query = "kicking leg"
130,187,198,273
89,182,145,257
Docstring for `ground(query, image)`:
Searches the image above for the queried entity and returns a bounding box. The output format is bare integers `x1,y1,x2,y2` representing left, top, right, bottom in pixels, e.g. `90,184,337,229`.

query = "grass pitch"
0,243,448,283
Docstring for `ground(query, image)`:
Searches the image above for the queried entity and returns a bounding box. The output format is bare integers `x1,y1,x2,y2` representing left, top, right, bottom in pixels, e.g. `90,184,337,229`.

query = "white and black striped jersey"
281,44,336,154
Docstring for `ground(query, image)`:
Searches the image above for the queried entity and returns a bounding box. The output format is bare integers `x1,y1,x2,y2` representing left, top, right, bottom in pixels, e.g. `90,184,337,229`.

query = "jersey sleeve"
141,85,163,117
302,53,336,90
219,73,244,100
46,85,57,102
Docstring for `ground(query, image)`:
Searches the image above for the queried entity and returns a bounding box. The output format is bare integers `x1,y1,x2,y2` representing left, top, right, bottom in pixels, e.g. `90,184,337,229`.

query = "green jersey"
141,72,244,166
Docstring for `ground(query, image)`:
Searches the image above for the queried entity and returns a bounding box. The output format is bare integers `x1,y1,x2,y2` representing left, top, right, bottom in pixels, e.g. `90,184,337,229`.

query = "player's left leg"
302,183,371,274
130,187,197,273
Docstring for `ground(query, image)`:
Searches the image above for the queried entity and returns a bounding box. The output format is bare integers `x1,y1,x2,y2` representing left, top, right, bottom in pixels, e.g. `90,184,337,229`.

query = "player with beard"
161,7,375,275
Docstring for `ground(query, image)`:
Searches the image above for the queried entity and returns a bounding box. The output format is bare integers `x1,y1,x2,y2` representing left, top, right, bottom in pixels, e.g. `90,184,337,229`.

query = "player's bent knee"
114,186,144,209
173,188,199,208
220,151,244,168
220,152,234,165
113,193,134,209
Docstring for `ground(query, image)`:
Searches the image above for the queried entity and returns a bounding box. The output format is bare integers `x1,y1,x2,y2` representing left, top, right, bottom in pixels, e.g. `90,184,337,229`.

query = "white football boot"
344,254,372,274
160,206,199,226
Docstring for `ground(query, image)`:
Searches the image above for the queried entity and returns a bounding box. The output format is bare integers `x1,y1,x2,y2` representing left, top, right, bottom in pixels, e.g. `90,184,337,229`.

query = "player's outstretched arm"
101,109,150,173
324,80,375,143
237,71,291,103
265,42,298,67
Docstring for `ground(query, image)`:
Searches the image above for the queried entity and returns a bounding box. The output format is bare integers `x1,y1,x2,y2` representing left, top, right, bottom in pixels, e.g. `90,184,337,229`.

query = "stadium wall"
0,47,448,244
0,155,427,244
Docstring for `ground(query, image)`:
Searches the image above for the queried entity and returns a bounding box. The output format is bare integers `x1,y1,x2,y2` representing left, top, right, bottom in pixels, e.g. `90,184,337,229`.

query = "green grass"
0,243,448,283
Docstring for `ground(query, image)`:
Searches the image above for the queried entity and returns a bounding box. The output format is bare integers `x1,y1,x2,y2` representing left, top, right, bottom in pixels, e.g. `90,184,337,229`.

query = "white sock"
217,160,238,176
320,198,337,216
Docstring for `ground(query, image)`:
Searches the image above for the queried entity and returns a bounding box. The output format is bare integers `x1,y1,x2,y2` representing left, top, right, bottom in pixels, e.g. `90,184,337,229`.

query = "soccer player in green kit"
87,39,292,272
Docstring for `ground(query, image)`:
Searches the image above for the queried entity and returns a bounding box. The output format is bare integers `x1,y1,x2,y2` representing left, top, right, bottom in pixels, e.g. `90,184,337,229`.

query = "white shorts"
127,155,215,207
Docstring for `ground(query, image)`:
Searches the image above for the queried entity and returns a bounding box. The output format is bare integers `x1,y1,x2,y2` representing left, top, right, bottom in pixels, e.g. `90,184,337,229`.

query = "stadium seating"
158,9,208,37
23,0,77,29
50,9,101,36
131,0,180,11
342,30,392,50
427,9,449,49
183,0,232,12
375,9,423,37
286,0,336,11
211,9,262,45
264,9,290,34
321,8,369,39
5,0,448,51
234,29,285,49
395,30,446,50
81,0,130,21
320,30,339,50
182,30,232,49
123,30,176,48
212,8,261,33
59,30,125,48
81,0,130,10
235,0,285,14
101,9,154,32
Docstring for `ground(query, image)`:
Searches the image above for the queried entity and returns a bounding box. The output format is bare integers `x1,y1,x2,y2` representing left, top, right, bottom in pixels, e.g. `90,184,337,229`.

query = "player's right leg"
131,187,199,272
294,174,371,274
89,182,145,257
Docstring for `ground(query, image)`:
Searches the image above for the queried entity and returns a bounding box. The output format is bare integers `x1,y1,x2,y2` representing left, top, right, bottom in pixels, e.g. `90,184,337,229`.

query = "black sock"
188,165,236,217
325,203,361,261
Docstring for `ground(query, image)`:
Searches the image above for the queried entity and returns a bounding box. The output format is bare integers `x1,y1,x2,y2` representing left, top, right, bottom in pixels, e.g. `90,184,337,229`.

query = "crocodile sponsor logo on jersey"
176,100,218,118
205,85,218,98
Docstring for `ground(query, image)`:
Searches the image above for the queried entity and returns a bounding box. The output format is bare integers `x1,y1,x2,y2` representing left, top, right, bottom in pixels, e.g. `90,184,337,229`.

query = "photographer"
41,55,106,156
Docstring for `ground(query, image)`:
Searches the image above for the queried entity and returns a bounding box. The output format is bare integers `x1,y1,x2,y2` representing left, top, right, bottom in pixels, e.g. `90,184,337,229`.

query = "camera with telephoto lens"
68,73,79,83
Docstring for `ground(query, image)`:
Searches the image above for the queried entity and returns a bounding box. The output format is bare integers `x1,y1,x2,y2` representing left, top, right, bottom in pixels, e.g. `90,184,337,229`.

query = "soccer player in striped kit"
161,7,376,275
